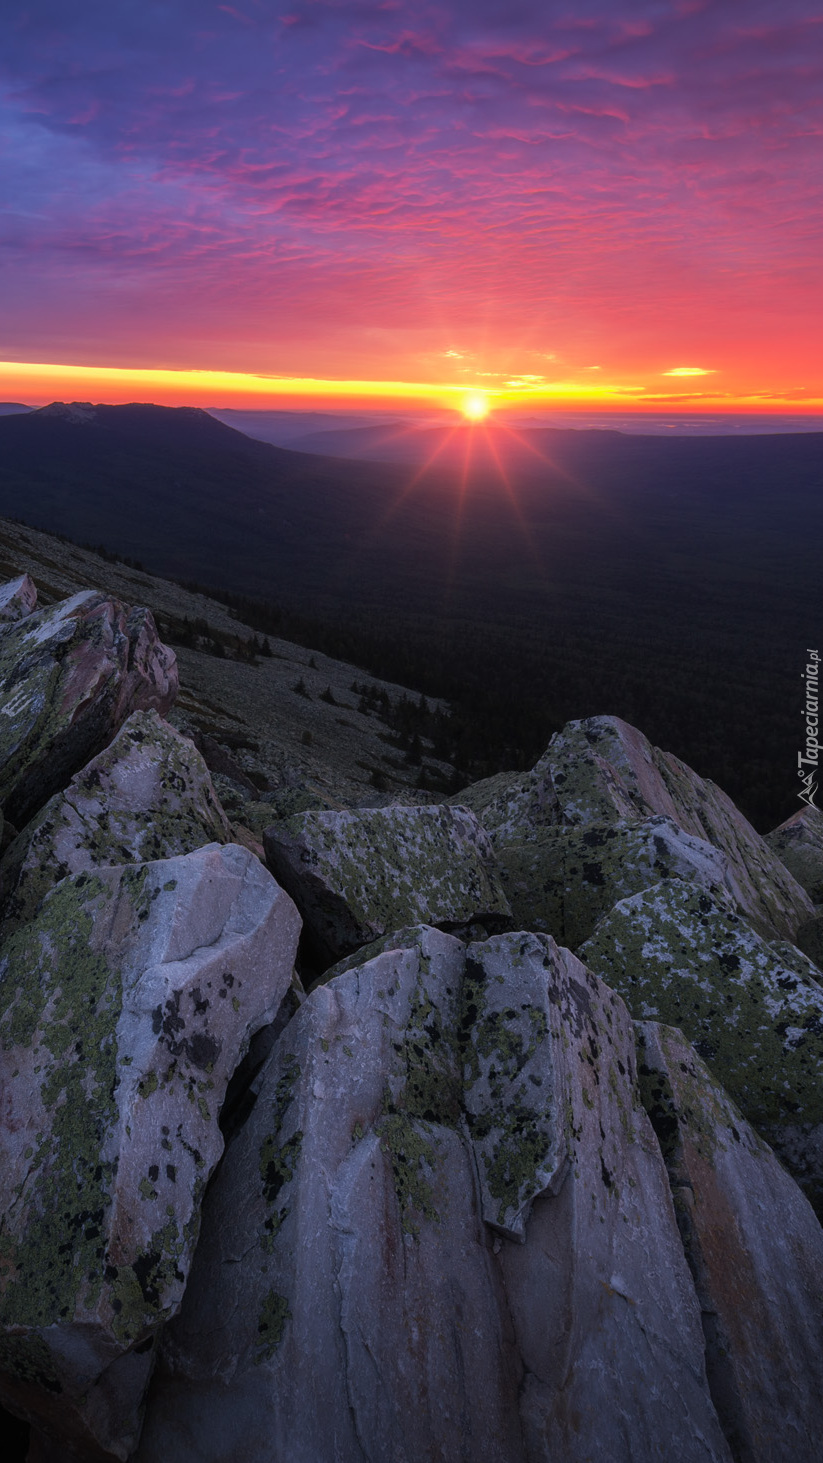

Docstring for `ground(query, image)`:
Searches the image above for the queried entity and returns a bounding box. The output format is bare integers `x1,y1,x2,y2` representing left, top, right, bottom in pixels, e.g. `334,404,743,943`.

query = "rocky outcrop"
133,928,730,1463
0,844,301,1460
0,590,178,828
766,805,823,905
457,716,813,943
636,1021,823,1463
448,764,560,843
263,804,510,967
0,566,821,1463
0,573,37,626
497,813,730,948
579,880,823,1211
0,711,232,936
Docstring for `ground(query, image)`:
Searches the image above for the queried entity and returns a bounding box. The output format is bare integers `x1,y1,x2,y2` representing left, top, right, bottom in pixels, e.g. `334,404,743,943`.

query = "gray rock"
636,1021,823,1463
579,880,823,1211
448,765,560,844
0,573,37,626
456,717,813,943
496,814,731,949
471,935,731,1463
134,928,729,1463
545,717,813,941
0,589,178,828
0,710,232,935
135,925,523,1463
264,803,510,967
0,843,300,1460
765,805,823,905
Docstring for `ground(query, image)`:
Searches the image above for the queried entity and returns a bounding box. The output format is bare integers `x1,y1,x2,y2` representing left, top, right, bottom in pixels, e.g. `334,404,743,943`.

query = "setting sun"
462,392,490,421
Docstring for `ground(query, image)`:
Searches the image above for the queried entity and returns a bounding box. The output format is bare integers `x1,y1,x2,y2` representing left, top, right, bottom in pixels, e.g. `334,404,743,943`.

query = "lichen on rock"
580,878,823,1211
636,1020,823,1463
0,586,178,828
0,709,232,935
264,802,511,966
0,842,300,1458
496,813,731,949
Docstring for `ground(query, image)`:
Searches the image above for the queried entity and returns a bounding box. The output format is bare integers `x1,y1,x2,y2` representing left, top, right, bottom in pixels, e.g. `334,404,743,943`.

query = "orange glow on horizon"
1,358,822,416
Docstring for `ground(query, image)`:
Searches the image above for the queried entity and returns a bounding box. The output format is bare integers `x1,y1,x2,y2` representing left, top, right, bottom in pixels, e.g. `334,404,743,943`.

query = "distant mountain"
207,407,424,448
0,399,821,829
0,402,32,416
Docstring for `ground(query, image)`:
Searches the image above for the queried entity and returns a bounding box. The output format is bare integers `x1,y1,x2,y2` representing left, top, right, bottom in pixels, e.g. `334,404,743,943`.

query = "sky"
1,1,822,411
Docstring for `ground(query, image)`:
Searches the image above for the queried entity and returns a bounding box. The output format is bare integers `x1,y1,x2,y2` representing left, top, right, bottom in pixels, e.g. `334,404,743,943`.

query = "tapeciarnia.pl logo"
798,648,820,808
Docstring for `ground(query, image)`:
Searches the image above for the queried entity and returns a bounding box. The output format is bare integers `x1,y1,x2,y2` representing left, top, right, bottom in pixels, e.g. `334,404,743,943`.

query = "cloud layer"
2,1,821,399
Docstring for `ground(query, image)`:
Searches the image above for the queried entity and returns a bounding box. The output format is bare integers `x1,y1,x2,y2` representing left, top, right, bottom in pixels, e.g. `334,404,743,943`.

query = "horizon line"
1,358,822,415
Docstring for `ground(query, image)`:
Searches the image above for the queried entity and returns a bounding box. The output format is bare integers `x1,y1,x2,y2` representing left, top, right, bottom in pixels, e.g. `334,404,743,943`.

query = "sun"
462,391,489,422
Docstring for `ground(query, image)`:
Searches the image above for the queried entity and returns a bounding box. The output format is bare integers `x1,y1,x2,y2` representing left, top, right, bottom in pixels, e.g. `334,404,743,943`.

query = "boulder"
134,928,730,1463
548,717,813,940
0,573,37,626
263,804,510,967
765,805,823,905
636,1021,823,1463
457,716,813,942
496,814,730,949
579,880,823,1211
0,589,178,828
467,935,731,1462
0,711,232,936
0,844,300,1460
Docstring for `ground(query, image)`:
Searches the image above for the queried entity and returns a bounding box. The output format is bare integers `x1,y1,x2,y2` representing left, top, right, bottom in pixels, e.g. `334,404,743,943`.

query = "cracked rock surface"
636,1021,823,1463
0,573,37,626
496,813,731,949
0,710,232,936
0,589,178,828
0,843,300,1460
134,927,729,1463
264,803,511,967
580,879,823,1212
456,715,813,943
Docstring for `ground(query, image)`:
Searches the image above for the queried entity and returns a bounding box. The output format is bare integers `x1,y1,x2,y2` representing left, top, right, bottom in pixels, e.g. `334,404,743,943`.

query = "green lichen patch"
0,1332,62,1394
581,881,823,1203
376,1112,441,1237
635,1022,753,1174
265,805,510,964
497,816,728,950
258,1055,302,1247
448,764,560,845
107,1214,190,1344
0,710,231,936
766,806,823,904
522,716,812,943
395,970,463,1129
0,874,121,1331
459,933,561,1237
254,1290,291,1362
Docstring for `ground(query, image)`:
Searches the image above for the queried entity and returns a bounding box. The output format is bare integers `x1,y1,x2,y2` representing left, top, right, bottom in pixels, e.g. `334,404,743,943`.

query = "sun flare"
462,391,490,421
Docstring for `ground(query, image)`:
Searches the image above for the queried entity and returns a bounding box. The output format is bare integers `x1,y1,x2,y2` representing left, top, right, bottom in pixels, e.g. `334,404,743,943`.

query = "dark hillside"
0,402,819,830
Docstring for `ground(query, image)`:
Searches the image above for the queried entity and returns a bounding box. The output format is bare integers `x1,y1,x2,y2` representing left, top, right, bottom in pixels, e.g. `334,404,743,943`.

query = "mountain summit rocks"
0,572,821,1463
263,803,511,968
0,845,300,1460
0,710,232,937
0,586,177,829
